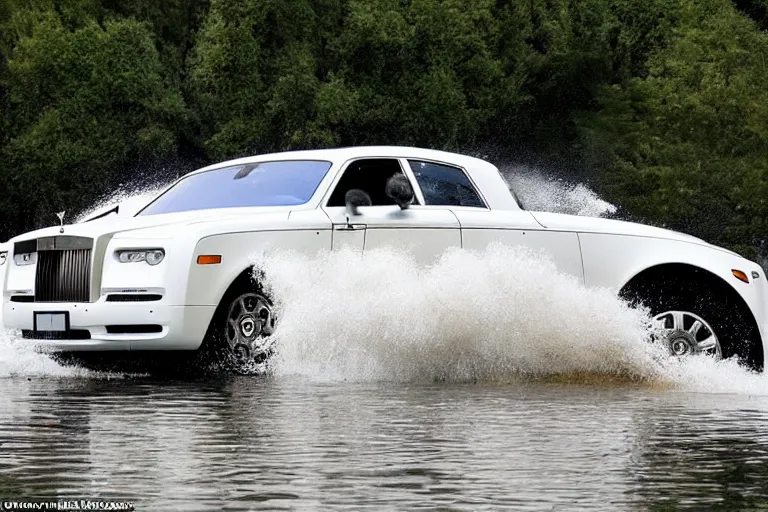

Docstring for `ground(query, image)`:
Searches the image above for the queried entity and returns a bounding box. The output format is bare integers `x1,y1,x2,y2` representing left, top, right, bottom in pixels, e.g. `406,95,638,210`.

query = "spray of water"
256,244,667,383
254,245,768,392
74,184,167,223
0,306,90,378
502,165,617,217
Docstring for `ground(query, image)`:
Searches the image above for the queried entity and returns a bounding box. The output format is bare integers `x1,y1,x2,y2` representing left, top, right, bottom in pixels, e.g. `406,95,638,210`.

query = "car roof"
192,146,495,174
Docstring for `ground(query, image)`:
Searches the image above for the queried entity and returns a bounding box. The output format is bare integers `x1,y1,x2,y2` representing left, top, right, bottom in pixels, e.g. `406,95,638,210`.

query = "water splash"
257,245,660,382
74,184,166,223
502,165,617,217
254,245,768,393
0,317,89,378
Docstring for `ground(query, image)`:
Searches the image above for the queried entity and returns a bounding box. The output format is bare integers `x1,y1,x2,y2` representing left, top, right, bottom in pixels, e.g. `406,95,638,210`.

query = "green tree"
1,12,184,233
579,0,768,255
188,0,323,158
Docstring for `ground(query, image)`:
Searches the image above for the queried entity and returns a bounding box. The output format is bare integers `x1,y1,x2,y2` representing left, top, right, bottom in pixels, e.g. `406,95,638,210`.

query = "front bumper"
2,300,215,352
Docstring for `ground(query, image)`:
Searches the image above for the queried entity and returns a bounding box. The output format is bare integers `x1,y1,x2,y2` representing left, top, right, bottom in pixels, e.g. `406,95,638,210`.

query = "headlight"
116,249,165,265
0,252,6,265
14,252,36,266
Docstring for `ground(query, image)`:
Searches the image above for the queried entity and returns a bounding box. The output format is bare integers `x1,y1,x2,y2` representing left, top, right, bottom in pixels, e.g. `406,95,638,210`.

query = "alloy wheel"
225,292,275,365
651,310,722,358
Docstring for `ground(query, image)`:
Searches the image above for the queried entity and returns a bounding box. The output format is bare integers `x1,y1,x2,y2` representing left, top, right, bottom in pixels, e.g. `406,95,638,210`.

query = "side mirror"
386,174,414,210
345,189,372,216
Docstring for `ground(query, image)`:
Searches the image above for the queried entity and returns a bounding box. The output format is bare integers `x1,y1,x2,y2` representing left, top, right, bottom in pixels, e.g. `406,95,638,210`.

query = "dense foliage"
0,0,766,260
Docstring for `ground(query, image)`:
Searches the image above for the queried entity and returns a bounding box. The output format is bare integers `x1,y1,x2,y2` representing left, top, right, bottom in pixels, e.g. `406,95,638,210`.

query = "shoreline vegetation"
0,0,766,263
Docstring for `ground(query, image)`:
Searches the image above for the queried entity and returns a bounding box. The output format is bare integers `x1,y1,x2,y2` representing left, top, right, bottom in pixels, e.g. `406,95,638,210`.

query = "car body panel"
530,211,712,247
2,302,214,351
452,210,584,281
323,205,462,265
187,227,333,308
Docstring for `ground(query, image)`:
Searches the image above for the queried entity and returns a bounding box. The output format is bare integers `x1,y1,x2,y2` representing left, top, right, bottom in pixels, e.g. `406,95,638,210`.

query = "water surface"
1,377,768,510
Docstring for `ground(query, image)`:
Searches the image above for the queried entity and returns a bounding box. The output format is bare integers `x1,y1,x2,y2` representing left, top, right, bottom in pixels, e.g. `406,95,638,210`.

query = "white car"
1,146,766,372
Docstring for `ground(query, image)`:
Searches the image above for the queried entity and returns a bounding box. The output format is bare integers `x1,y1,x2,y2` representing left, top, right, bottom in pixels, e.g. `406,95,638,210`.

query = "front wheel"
201,280,277,374
224,292,276,366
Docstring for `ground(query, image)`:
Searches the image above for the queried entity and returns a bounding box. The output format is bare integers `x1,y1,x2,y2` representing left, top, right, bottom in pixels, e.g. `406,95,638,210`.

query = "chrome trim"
101,287,165,295
36,236,93,251
90,234,113,302
34,246,92,302
14,236,94,254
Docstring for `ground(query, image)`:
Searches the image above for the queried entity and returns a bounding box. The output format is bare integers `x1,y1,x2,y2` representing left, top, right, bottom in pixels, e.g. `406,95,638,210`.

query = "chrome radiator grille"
34,249,92,302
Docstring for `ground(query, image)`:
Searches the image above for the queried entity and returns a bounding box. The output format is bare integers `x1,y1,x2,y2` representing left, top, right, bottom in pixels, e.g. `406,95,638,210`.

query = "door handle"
335,224,366,231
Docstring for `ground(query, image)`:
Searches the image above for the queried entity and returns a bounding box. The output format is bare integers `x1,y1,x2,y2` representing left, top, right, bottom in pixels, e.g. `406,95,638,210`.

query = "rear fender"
579,232,767,360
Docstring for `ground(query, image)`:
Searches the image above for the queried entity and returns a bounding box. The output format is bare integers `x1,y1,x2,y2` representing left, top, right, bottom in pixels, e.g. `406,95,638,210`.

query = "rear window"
139,160,332,215
408,160,486,208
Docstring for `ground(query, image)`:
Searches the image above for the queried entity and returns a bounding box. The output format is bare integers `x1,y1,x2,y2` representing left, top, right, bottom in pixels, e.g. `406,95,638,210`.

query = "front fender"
185,229,332,307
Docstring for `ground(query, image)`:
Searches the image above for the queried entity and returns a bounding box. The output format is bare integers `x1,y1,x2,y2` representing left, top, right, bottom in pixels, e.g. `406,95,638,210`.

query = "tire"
200,275,276,375
621,275,762,371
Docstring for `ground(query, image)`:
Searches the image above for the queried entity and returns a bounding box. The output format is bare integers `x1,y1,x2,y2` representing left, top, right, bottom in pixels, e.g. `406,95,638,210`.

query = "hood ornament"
56,211,66,233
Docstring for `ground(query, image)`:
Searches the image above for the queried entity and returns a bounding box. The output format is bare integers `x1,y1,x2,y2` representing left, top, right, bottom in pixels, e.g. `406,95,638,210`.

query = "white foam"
660,356,768,395
0,312,89,378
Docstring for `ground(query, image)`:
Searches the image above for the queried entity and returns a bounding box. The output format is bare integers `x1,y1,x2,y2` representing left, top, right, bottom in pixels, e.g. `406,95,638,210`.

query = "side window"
408,160,486,208
327,158,416,206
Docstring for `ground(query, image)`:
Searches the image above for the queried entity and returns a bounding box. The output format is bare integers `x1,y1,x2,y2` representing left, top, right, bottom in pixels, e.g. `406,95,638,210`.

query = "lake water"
1,377,768,510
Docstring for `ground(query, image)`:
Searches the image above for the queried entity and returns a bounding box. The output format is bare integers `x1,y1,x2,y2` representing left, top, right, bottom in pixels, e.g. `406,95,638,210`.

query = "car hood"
529,211,710,245
7,207,294,244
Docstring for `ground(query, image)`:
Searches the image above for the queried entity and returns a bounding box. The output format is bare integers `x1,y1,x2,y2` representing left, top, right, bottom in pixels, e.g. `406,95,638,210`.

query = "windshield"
138,160,332,216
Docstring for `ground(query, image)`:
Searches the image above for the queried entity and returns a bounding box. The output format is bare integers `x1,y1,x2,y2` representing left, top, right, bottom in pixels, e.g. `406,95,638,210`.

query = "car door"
321,157,461,264
405,159,584,281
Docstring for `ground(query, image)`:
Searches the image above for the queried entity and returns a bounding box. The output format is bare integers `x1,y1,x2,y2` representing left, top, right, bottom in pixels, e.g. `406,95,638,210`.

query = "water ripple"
0,378,768,510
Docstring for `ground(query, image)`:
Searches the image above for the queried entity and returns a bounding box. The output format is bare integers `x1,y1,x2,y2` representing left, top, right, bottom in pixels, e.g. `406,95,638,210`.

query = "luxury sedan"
1,146,766,373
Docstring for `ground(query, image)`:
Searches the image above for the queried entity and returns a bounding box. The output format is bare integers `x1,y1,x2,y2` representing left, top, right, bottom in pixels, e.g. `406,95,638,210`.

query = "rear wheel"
650,310,721,358
621,273,762,371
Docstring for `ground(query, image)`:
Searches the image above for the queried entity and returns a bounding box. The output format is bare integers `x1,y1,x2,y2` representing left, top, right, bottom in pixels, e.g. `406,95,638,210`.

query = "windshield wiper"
84,204,119,222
